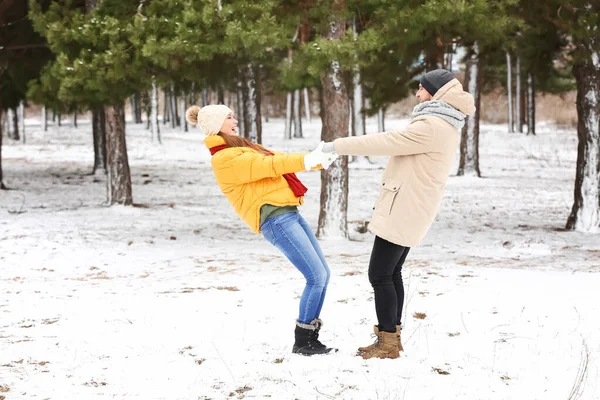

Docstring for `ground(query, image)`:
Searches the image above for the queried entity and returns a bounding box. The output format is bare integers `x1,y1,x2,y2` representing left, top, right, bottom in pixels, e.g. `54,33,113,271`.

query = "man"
323,69,475,359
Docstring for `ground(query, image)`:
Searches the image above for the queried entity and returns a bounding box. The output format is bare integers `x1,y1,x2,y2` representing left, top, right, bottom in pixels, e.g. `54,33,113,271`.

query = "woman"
186,104,337,356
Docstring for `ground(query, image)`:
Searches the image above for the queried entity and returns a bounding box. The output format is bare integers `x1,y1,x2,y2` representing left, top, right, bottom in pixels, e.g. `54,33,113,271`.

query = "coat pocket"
375,179,402,216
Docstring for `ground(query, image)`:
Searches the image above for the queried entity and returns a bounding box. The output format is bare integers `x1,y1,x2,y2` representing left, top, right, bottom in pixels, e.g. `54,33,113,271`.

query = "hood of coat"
432,78,476,115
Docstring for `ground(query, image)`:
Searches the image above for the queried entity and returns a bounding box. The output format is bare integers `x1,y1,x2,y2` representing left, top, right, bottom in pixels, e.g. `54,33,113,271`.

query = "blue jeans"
261,212,331,324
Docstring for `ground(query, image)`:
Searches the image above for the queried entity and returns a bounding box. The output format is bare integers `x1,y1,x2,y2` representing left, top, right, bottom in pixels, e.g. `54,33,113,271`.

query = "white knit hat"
185,104,233,136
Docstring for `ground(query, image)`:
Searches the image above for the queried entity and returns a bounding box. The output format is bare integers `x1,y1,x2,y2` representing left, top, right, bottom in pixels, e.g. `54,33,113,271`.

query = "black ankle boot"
292,320,336,356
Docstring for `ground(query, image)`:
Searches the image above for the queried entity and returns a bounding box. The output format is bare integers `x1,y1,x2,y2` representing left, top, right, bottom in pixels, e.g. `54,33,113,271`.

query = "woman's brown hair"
218,133,273,155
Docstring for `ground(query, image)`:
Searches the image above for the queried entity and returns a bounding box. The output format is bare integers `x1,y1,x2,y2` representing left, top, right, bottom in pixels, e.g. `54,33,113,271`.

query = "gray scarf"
412,100,467,130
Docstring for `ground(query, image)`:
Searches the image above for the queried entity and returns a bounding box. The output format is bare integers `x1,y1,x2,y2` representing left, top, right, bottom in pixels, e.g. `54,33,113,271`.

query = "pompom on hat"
186,104,234,136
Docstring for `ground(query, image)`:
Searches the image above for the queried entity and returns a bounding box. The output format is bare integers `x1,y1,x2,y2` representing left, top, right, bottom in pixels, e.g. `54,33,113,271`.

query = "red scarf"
209,145,308,197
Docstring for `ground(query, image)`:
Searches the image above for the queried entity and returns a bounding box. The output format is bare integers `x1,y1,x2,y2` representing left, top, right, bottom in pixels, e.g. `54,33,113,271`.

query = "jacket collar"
204,134,226,149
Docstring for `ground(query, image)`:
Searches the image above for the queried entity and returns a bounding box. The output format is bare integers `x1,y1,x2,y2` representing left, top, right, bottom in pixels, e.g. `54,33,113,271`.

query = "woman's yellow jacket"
204,135,310,233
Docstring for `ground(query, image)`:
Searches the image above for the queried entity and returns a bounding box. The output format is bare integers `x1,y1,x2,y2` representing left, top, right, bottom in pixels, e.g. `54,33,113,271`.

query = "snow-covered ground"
1,116,599,400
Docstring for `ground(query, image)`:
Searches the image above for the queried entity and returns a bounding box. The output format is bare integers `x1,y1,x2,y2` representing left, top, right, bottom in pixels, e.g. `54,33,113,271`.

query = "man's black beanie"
420,69,455,96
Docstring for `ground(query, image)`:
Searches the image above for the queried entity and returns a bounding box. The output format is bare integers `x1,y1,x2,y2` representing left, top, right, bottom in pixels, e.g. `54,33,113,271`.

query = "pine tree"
0,0,53,189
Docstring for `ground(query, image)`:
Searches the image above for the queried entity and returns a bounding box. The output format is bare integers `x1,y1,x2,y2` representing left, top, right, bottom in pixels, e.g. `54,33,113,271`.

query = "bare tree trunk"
516,54,522,133
377,108,385,132
317,7,349,239
527,72,536,135
506,50,514,133
92,107,107,175
104,103,132,205
151,78,160,143
19,101,25,144
73,112,78,128
217,86,225,105
566,49,600,232
236,82,245,138
41,105,47,132
293,89,303,138
7,108,18,141
284,92,293,140
0,108,5,189
245,64,258,143
163,89,169,125
458,41,482,177
202,88,208,106
170,85,177,129
255,66,263,145
180,90,187,132
303,88,311,123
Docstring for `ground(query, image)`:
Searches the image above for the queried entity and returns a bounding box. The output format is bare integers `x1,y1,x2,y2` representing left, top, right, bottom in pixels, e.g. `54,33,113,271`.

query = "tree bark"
104,103,132,205
41,105,47,132
284,92,293,140
515,54,522,133
7,108,18,141
317,6,349,239
151,78,160,143
527,72,536,135
236,81,245,138
0,107,5,189
180,90,187,132
566,48,600,232
19,101,25,144
457,41,482,177
377,108,385,132
244,63,259,143
506,50,514,133
303,87,311,123
293,89,303,138
92,107,107,175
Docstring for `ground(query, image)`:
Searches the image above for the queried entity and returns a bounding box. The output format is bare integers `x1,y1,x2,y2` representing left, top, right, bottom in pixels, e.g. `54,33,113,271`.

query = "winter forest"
1,0,600,399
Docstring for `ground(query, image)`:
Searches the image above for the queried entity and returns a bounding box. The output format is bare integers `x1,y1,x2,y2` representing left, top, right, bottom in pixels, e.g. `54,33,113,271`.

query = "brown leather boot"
361,330,400,360
357,325,380,355
396,325,404,352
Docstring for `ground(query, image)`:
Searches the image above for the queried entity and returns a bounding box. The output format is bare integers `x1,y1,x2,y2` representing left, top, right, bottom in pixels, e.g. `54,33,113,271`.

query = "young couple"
187,69,475,359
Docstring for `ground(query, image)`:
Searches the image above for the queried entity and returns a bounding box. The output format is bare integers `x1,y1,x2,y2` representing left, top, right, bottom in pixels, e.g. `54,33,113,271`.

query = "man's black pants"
368,235,410,333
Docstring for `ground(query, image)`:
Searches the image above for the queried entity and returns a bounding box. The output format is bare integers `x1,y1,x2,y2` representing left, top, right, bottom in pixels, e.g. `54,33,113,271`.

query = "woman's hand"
304,142,339,170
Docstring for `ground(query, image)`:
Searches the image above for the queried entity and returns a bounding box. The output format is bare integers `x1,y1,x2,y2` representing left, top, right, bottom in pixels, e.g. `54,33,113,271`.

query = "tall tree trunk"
303,87,311,123
527,72,536,135
180,90,187,132
202,88,208,107
566,49,600,232
163,89,169,125
506,50,514,133
104,103,132,205
284,91,293,140
217,86,225,105
255,66,263,145
457,42,482,177
236,81,245,138
244,64,259,143
7,108,18,141
73,112,78,128
151,78,160,143
293,89,303,138
516,54,522,133
377,108,385,132
19,101,25,144
0,107,5,189
317,7,349,239
41,105,47,132
92,107,107,175
170,85,177,129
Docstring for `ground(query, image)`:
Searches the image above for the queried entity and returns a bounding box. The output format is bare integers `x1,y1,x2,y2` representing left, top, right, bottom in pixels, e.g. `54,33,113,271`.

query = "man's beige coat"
333,79,475,247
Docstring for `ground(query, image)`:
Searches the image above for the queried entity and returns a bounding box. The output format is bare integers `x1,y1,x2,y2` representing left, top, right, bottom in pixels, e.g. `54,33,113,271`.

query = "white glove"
304,142,339,170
